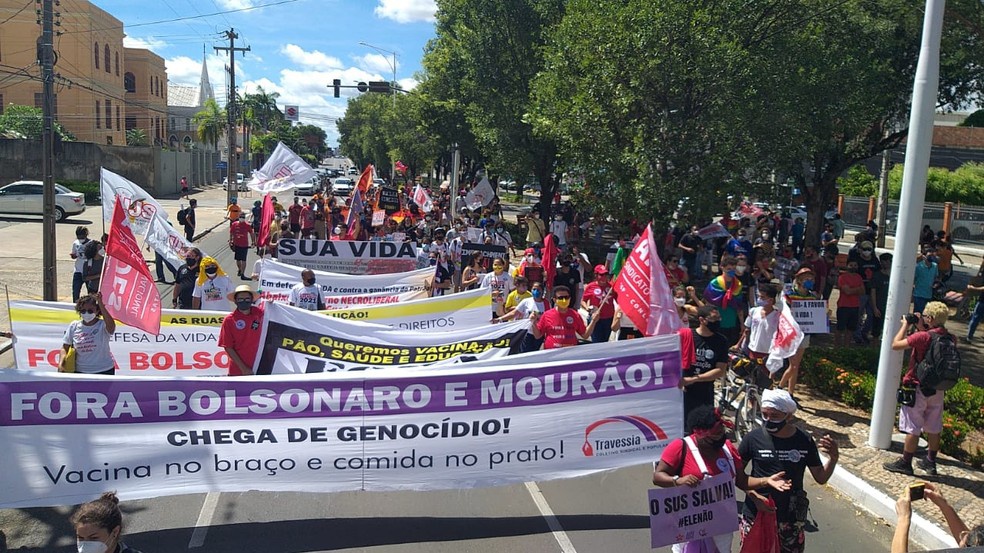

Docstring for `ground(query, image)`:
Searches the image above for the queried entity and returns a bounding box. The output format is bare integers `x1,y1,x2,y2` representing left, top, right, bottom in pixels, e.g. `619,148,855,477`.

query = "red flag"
613,223,681,336
542,233,559,293
101,196,161,334
395,160,408,174
258,193,275,247
356,164,374,195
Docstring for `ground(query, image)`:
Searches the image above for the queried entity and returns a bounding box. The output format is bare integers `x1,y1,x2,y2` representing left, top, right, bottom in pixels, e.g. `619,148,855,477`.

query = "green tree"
125,128,149,147
422,0,566,215
0,104,74,140
383,92,444,183
337,93,393,173
192,98,225,151
837,165,879,198
960,109,984,127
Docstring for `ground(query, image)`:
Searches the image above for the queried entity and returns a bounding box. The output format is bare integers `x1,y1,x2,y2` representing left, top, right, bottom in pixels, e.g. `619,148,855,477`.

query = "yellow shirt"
505,290,531,311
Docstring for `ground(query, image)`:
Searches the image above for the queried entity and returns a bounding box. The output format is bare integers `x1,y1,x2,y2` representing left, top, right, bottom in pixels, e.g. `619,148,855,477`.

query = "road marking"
188,492,220,549
524,481,577,553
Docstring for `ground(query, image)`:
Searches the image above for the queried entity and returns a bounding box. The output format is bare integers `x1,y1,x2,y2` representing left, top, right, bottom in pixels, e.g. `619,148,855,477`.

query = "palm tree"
192,98,225,151
247,86,282,132
125,128,148,147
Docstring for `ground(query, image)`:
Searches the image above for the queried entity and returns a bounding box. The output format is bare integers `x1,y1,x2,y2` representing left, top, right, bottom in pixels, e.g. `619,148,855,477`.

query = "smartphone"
909,482,926,501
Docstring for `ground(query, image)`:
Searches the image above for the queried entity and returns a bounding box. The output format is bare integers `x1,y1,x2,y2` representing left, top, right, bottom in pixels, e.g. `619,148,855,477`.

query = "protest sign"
788,298,830,334
10,291,493,375
461,242,508,260
277,238,419,274
257,258,431,307
697,222,733,240
255,301,527,374
648,471,739,548
372,209,386,227
0,336,682,508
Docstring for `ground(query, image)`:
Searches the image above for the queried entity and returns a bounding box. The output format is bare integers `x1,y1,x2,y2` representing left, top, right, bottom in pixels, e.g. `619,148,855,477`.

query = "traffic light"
332,79,341,98
368,81,391,93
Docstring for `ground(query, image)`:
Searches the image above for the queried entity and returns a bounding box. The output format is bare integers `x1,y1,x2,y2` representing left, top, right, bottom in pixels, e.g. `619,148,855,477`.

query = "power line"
0,0,33,26
58,0,303,35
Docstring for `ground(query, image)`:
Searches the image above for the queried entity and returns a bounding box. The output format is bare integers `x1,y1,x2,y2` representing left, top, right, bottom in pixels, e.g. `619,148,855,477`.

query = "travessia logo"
582,415,669,457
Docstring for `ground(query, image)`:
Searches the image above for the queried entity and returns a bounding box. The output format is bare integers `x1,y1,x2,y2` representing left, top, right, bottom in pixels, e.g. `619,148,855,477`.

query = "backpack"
915,331,961,392
176,208,188,226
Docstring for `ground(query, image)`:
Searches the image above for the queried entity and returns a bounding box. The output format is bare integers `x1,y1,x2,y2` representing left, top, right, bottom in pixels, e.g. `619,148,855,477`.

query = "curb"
821,450,959,551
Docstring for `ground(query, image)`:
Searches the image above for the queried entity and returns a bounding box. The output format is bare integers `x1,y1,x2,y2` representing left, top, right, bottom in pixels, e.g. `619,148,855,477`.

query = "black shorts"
836,307,859,331
234,246,249,261
290,223,301,233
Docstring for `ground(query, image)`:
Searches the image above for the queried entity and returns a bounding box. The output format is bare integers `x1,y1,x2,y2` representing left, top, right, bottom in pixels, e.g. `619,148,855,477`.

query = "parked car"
0,180,86,222
293,178,317,196
332,177,355,195
223,173,247,191
782,206,808,221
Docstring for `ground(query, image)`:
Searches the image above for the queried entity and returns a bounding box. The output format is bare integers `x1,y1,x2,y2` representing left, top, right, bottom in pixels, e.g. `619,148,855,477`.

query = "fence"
840,196,984,247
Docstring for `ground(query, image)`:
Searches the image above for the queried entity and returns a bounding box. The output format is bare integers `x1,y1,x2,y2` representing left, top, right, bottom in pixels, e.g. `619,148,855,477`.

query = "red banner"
102,196,161,334
613,224,681,336
258,193,274,247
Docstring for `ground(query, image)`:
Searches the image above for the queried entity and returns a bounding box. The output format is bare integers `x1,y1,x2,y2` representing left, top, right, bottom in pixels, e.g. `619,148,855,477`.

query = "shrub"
940,413,970,453
944,378,984,429
59,180,100,205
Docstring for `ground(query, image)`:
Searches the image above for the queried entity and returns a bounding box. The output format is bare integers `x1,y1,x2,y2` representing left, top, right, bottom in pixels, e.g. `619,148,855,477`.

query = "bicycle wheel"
734,385,762,443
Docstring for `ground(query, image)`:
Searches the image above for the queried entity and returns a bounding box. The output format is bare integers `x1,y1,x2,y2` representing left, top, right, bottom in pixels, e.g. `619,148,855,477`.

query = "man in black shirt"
738,389,839,553
678,226,702,281
172,248,202,310
682,305,728,431
853,241,881,344
183,199,197,242
552,254,582,305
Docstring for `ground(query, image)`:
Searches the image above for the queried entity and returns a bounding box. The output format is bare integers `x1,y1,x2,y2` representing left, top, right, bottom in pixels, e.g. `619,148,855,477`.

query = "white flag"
412,183,434,213
465,175,496,210
247,142,317,194
766,293,805,375
100,167,168,237
144,212,199,269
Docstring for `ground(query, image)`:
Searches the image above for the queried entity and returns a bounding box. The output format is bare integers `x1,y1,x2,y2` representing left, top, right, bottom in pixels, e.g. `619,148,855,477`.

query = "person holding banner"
81,240,105,294
582,265,616,343
530,285,600,349
653,405,792,553
218,285,264,376
289,269,325,310
681,305,729,431
738,389,838,553
61,293,117,375
461,251,486,291
72,491,143,553
481,258,514,318
778,268,820,398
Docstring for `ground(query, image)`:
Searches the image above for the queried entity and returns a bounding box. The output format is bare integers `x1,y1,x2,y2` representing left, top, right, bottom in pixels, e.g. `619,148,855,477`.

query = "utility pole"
875,148,891,248
40,0,57,300
215,29,249,206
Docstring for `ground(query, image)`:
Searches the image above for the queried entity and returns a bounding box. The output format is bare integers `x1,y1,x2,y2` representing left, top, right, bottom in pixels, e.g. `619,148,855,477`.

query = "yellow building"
123,47,167,146
0,0,165,146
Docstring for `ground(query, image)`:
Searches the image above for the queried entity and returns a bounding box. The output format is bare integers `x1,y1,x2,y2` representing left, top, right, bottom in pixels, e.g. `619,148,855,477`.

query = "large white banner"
10,293,494,376
256,301,526,375
100,167,169,236
247,142,317,194
258,258,432,307
145,212,196,270
0,337,682,508
277,239,421,275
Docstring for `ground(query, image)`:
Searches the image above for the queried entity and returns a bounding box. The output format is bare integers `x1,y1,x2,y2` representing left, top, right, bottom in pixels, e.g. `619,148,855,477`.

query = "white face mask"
77,541,109,553
674,297,687,307
736,266,747,275
81,312,97,323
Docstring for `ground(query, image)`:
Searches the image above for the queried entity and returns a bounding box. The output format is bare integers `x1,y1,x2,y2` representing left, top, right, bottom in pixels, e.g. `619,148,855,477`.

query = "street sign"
241,160,249,167
216,161,228,169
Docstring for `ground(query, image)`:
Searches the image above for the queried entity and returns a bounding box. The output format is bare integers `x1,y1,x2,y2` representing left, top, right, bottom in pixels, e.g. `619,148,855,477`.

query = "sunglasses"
861,248,873,252
555,295,571,300
79,309,97,314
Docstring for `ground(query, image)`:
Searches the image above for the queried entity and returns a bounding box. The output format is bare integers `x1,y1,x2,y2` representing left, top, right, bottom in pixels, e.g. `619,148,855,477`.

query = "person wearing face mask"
289,269,325,311
218,285,264,376
60,293,117,375
552,254,582,306
81,240,105,294
480,258,514,318
869,253,893,346
836,260,865,347
172,248,202,309
529,285,599,349
501,282,548,353
653,405,792,553
70,226,91,302
852,241,881,344
192,257,234,311
681,305,729,429
582,265,617,343
704,256,746,346
912,248,939,315
779,268,820,398
678,226,702,281
549,212,569,247
738,389,838,553
72,491,143,553
739,283,780,370
504,276,532,313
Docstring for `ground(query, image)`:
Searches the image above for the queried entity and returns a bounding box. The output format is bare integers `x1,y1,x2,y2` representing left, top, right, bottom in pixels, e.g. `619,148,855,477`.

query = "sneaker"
883,457,914,476
916,457,938,477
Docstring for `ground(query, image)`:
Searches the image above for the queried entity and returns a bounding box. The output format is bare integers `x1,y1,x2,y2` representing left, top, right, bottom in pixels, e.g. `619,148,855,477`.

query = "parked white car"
293,178,317,196
223,173,247,191
0,180,86,222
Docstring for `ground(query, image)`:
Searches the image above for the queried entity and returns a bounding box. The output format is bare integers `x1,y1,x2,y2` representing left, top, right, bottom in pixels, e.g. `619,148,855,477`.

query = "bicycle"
716,349,772,442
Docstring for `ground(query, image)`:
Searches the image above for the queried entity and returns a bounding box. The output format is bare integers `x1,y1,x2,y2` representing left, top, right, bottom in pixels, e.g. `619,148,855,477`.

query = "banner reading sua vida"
254,301,527,375
0,336,682,508
9,289,494,376
257,258,433,307
277,238,420,275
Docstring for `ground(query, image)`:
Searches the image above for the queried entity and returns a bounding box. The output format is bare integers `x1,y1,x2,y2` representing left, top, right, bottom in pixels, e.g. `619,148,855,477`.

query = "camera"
904,313,920,325
909,482,925,501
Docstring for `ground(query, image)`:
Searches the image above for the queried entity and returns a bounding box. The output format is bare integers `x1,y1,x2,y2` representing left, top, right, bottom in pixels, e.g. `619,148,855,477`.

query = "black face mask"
204,267,218,276
707,436,727,450
304,278,316,286
765,418,787,434
186,258,198,266
705,321,721,333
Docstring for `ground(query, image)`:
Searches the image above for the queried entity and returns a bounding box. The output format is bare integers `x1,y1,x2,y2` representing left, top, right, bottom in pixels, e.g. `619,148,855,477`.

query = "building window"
169,117,175,129
149,75,153,94
125,116,137,131
116,105,121,131
104,45,110,73
95,100,101,128
0,95,4,115
105,99,112,130
106,136,113,145
124,72,135,93
185,118,190,131
94,42,99,69
114,52,119,76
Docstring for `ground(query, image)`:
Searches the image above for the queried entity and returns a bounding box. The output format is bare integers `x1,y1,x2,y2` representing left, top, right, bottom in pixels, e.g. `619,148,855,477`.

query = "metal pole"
869,0,945,450
215,29,249,206
40,0,57,301
449,144,461,216
876,149,890,248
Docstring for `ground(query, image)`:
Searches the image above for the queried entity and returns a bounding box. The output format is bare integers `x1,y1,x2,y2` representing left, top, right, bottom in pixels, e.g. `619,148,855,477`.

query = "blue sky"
94,0,438,145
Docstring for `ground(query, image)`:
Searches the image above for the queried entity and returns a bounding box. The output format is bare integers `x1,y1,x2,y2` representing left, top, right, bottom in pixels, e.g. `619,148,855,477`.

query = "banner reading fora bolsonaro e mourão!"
254,301,527,374
276,239,420,274
0,336,682,508
9,293,493,376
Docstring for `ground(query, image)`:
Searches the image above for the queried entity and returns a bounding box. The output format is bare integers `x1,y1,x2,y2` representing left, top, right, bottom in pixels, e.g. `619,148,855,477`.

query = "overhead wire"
0,0,33,27
57,0,303,35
